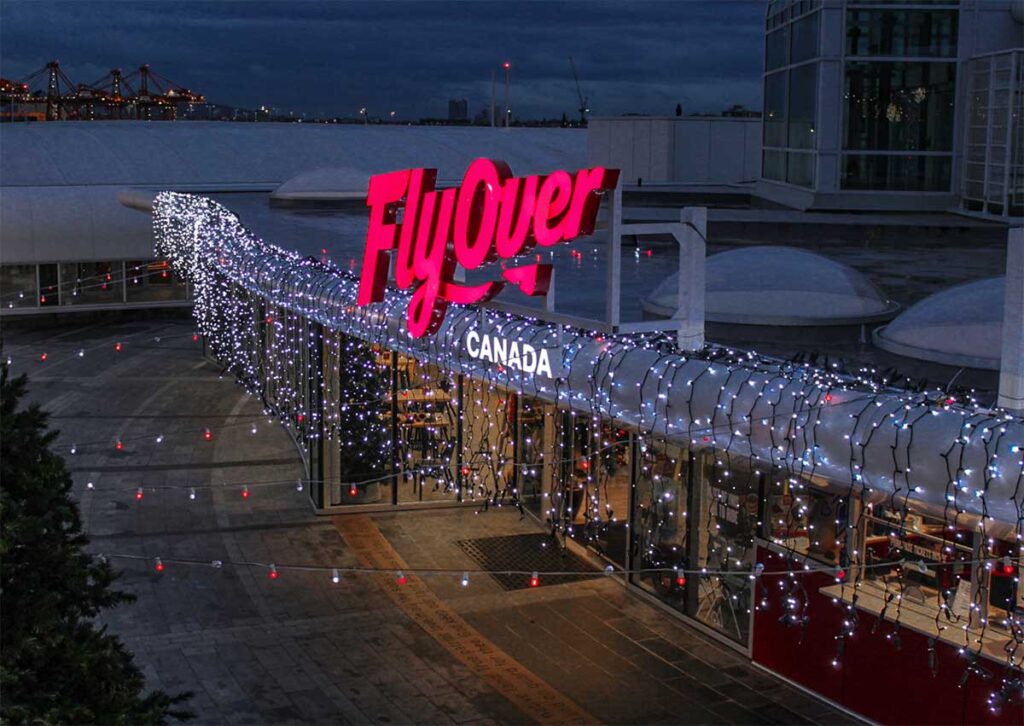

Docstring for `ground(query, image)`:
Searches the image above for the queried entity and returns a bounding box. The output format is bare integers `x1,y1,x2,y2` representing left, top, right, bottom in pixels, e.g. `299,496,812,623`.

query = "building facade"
144,188,1024,724
758,0,1024,217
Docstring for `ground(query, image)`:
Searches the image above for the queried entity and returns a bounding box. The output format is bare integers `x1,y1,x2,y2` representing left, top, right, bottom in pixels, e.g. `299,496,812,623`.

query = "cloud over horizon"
0,1,765,120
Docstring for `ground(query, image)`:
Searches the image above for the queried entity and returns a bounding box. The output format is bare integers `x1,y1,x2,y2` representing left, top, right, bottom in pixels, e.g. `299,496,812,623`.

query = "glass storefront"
204,292,1019,658
0,259,190,311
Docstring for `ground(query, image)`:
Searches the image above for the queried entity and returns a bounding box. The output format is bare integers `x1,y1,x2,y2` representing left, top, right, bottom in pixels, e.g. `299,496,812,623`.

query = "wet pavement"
5,317,861,725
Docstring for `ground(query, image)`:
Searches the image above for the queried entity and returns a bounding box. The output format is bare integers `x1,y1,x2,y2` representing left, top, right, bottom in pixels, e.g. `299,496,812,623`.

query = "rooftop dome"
642,246,899,326
873,277,1004,370
270,166,372,203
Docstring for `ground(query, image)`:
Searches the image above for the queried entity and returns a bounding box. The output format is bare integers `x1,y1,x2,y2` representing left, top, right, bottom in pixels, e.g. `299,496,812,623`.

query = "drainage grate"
456,533,601,591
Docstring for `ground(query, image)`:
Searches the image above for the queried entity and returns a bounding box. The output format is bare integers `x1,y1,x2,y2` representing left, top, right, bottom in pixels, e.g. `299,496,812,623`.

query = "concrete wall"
0,122,587,266
587,116,760,186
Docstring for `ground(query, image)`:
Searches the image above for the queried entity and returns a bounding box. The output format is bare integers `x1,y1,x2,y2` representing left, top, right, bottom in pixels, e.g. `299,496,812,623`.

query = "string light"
120,187,1022,677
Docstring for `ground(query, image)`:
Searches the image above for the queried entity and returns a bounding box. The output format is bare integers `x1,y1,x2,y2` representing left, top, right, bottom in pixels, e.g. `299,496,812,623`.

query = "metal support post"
675,207,706,351
998,226,1024,412
606,186,623,327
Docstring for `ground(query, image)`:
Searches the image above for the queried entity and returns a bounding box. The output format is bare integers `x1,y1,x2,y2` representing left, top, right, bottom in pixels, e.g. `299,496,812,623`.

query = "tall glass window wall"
962,50,1024,218
0,259,190,311
216,295,1020,654
762,2,819,188
841,3,958,191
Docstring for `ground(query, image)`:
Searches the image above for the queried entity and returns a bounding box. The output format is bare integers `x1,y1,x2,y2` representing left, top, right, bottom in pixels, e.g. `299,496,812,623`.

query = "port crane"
568,56,589,127
0,61,203,121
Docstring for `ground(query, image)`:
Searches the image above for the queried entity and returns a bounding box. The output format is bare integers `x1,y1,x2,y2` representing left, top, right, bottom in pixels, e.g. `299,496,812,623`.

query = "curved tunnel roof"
151,191,1024,532
643,246,899,325
874,277,1004,370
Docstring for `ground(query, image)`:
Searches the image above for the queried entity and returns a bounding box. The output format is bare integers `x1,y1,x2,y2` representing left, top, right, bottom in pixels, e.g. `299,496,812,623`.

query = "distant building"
448,98,468,122
587,115,760,185
758,0,1023,218
721,104,761,118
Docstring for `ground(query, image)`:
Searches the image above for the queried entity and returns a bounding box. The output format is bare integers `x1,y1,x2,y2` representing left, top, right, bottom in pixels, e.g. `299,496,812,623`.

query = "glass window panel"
518,395,555,517
846,9,958,58
324,335,394,506
844,61,956,152
842,153,952,191
692,453,760,644
762,149,786,181
790,12,819,64
788,63,817,148
765,476,847,565
462,379,516,504
554,412,630,568
631,437,689,605
395,359,459,503
59,261,122,306
986,536,1022,633
0,264,37,309
764,72,787,147
787,151,815,187
125,260,189,302
39,264,59,306
863,506,974,617
766,26,789,71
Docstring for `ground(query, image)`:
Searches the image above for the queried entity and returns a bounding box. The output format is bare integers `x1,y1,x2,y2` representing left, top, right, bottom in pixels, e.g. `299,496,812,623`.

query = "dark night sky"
0,1,765,120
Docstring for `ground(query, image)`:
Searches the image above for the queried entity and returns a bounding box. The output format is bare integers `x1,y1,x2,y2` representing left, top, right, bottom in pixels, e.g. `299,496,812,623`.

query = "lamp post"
502,61,511,128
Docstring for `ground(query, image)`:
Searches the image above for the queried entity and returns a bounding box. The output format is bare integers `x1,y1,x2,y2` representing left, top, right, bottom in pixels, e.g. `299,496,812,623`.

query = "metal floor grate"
456,533,601,591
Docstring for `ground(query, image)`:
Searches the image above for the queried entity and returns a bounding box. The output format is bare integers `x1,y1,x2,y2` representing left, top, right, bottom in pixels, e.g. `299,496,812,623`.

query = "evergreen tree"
0,360,192,724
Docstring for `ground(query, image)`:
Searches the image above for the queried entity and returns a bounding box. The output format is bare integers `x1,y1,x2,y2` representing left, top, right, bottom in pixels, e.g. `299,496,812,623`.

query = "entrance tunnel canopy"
152,192,1024,534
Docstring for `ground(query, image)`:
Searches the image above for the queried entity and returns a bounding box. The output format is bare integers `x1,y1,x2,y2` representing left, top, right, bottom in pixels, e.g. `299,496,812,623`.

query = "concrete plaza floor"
4,317,858,725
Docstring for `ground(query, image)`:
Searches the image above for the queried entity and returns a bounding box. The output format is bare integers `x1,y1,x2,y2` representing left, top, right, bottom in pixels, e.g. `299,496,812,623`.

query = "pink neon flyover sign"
356,158,620,337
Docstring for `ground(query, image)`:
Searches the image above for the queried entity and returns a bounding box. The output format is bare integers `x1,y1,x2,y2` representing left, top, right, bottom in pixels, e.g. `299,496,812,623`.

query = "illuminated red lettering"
357,158,619,337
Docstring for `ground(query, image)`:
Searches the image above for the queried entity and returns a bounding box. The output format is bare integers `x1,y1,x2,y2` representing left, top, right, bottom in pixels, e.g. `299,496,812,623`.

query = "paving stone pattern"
5,319,859,725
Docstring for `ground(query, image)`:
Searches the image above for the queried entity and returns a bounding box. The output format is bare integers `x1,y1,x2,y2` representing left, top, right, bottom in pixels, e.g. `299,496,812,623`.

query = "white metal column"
998,226,1024,412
